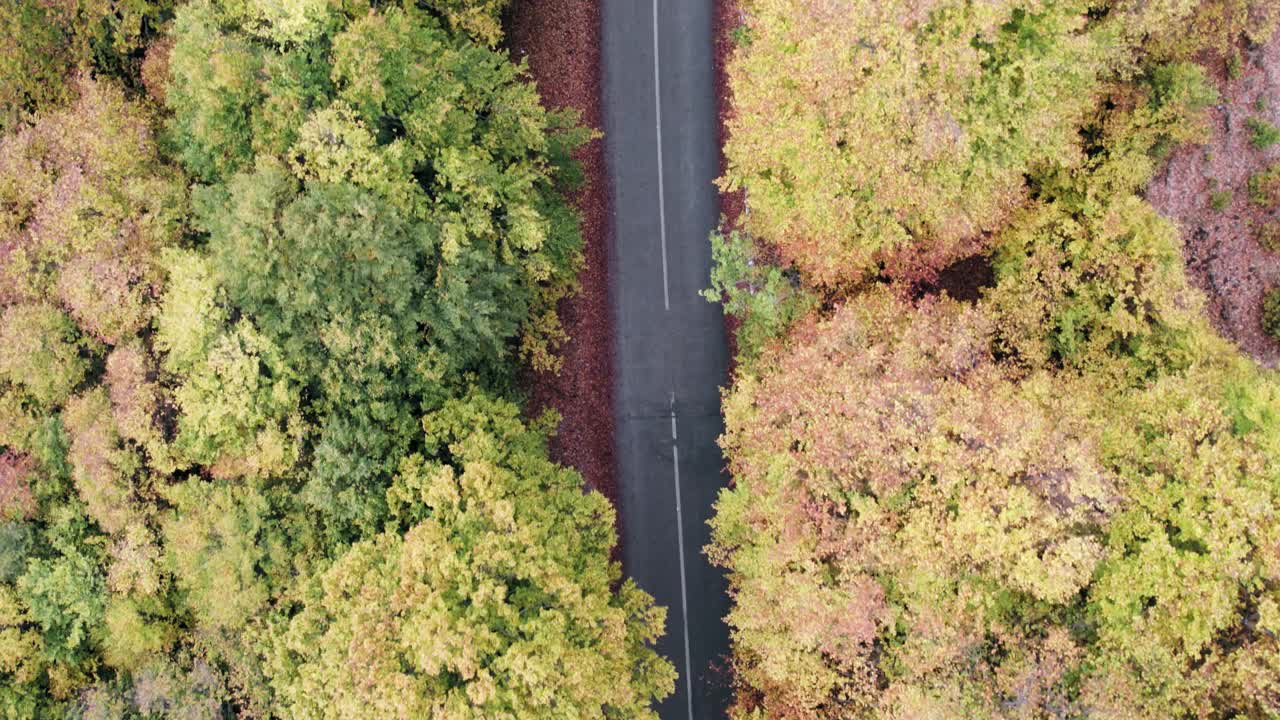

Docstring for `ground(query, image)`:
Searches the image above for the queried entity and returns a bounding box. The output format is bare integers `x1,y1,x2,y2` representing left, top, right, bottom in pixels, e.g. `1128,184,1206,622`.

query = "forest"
0,1,673,717
5,0,1280,717
709,0,1280,717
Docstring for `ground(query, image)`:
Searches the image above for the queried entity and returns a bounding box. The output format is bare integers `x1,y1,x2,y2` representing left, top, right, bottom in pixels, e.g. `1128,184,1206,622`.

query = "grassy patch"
1248,164,1280,208
1258,220,1280,253
1264,287,1280,341
1247,117,1280,149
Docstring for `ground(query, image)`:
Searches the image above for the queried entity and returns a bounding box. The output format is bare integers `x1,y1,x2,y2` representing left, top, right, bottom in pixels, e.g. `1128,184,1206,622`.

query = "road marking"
653,0,671,311
670,392,678,440
672,444,694,720
656,8,690,716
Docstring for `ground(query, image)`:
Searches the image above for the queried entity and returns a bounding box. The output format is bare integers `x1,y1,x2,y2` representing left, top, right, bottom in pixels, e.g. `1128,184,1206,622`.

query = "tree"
162,0,590,533
712,293,1114,718
720,0,1111,287
167,0,587,371
419,0,511,46
0,304,92,410
712,288,1280,718
0,0,174,131
162,479,285,634
259,393,674,719
1109,0,1279,65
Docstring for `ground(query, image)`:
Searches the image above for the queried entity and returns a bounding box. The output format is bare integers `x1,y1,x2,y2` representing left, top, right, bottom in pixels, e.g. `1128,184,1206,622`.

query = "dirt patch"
1145,33,1280,367
505,2,618,506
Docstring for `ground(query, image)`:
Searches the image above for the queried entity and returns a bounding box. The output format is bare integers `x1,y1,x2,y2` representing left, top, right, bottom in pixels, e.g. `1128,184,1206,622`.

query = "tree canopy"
709,1,1280,718
721,0,1111,287
0,3,673,717
713,291,1280,718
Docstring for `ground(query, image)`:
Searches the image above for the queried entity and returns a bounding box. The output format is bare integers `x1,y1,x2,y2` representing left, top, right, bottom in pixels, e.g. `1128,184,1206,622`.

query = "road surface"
601,2,733,719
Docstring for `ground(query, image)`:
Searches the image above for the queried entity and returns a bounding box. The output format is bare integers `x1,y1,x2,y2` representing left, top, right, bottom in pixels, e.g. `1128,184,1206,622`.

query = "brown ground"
1146,35,1280,367
505,2,618,506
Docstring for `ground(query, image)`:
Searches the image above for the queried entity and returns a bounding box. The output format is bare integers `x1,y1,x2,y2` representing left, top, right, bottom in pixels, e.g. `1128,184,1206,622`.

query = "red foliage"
506,2,617,515
0,451,36,521
141,35,176,105
714,0,746,370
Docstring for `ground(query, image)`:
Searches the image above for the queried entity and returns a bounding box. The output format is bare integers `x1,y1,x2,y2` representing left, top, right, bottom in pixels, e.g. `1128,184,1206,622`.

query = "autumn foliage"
710,0,1280,718
714,291,1280,718
0,2,672,717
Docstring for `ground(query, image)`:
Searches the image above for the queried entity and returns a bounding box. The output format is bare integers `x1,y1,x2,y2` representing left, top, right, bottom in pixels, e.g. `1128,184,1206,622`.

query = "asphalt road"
601,2,733,719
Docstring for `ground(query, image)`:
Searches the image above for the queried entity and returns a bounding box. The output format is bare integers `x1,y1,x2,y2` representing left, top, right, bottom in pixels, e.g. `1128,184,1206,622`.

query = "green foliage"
0,305,93,410
1262,287,1280,340
163,480,284,633
1247,116,1280,149
16,505,107,668
170,320,303,480
1248,163,1280,209
417,0,511,46
1081,362,1280,718
155,249,227,375
721,0,1113,286
987,194,1206,381
0,0,175,131
161,0,592,536
1210,188,1233,210
0,522,32,582
0,1,667,715
260,393,674,719
703,229,813,364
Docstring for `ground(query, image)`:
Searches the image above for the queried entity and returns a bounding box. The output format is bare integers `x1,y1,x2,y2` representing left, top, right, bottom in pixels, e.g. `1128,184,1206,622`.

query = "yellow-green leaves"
722,0,1111,286
263,393,674,719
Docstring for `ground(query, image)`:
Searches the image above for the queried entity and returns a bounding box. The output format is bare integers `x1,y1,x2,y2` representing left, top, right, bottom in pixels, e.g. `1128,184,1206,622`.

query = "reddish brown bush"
0,451,36,521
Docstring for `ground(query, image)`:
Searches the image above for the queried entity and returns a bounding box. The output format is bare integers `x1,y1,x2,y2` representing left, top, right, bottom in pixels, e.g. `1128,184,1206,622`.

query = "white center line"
672,442,694,720
653,0,671,312
670,391,678,440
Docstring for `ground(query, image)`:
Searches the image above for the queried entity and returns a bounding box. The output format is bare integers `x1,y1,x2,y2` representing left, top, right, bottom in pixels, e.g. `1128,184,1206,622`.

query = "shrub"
1258,219,1280,252
1247,117,1280,149
1263,287,1280,340
703,229,814,365
1248,164,1280,208
1211,189,1233,210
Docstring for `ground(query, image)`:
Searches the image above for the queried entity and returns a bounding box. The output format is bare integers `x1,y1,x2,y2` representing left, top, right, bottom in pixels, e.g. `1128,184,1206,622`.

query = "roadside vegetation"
0,0,673,717
710,0,1280,717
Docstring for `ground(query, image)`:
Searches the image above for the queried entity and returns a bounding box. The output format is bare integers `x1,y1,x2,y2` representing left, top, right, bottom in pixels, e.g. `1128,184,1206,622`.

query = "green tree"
162,480,286,634
0,0,174,131
260,393,674,719
162,0,591,534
